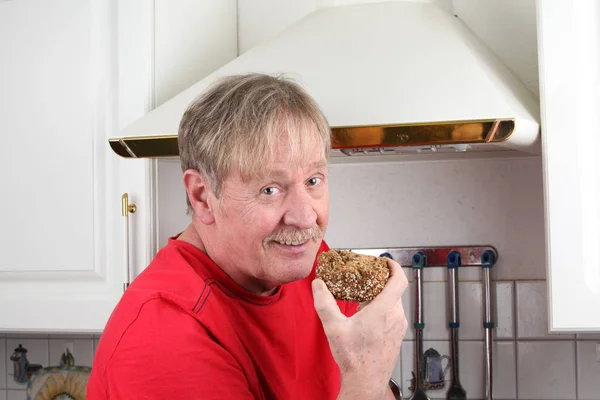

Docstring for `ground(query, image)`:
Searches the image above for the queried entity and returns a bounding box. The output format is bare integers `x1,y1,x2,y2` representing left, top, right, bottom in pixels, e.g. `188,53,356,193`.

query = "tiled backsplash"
0,334,99,400
391,269,600,400
2,276,599,399
0,334,98,400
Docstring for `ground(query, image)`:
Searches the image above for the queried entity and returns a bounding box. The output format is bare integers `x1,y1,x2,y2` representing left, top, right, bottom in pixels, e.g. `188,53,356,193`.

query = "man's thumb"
312,279,343,325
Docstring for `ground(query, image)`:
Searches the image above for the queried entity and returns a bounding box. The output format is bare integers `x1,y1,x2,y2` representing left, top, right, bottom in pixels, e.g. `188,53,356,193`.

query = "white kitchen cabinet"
537,0,600,331
0,0,238,333
0,0,156,332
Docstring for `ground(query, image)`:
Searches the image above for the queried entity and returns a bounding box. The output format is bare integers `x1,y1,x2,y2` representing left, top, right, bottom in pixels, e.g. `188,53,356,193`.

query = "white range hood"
109,0,540,159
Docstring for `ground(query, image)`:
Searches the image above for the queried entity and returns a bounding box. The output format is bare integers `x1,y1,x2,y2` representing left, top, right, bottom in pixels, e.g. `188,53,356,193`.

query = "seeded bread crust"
316,249,390,302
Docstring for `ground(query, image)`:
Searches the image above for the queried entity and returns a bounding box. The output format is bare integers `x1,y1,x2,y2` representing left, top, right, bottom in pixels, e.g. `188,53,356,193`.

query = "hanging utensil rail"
346,246,498,267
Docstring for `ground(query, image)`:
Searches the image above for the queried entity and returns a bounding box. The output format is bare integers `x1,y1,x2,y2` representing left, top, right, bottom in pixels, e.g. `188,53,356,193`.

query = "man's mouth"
264,226,324,248
272,239,309,246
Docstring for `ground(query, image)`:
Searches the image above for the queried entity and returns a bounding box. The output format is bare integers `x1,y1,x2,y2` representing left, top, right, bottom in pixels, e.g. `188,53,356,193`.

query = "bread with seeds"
316,249,390,302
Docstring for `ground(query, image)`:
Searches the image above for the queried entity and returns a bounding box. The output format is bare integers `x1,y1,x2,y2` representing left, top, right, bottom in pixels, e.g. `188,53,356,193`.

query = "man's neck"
177,224,279,296
176,224,206,252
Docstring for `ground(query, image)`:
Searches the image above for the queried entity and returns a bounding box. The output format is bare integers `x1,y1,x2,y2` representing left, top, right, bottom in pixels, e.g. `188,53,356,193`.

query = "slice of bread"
316,249,390,302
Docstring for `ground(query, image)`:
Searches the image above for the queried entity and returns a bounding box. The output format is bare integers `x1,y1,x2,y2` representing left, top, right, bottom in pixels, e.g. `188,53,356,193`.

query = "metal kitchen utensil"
481,250,496,400
410,252,430,400
446,251,467,400
389,377,403,400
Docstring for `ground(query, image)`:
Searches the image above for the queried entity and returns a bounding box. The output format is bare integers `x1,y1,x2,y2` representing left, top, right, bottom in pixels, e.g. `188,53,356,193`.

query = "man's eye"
307,177,322,186
262,187,278,195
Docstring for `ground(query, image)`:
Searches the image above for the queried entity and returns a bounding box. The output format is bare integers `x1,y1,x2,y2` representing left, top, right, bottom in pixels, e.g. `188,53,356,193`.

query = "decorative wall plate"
26,366,91,400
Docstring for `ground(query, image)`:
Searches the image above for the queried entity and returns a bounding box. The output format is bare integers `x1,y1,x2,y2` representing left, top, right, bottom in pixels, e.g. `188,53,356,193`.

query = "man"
88,73,408,399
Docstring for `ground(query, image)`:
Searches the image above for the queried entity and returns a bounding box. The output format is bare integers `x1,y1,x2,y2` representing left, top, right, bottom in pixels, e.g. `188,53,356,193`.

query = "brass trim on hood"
109,119,515,158
331,119,513,148
109,135,179,158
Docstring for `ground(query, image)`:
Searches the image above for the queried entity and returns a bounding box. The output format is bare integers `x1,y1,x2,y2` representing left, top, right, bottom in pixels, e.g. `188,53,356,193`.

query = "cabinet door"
537,0,600,331
0,0,154,332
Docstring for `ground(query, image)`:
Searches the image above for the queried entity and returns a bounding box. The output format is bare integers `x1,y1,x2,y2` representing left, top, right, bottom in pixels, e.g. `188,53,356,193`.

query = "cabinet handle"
122,193,137,292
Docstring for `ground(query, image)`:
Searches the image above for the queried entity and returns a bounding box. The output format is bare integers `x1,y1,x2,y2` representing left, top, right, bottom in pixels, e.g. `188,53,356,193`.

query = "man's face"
206,134,329,292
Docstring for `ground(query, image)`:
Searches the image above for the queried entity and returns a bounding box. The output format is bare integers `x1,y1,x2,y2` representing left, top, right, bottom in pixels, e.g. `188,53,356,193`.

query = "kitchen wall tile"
517,341,576,399
93,337,100,357
458,266,482,282
493,341,517,399
404,277,504,342
400,341,413,397
401,340,450,399
0,390,6,400
422,282,450,341
410,265,482,283
577,333,600,340
457,281,484,340
0,339,6,389
6,390,25,400
576,341,600,399
457,341,484,398
49,338,94,368
402,277,511,342
516,281,575,339
5,339,48,390
495,282,514,339
402,283,413,340
423,266,447,282
385,265,478,283
391,355,402,389
4,334,48,340
405,282,449,341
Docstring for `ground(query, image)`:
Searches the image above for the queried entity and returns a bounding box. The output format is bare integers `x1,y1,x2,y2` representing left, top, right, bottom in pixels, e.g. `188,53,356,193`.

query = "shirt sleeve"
103,299,255,400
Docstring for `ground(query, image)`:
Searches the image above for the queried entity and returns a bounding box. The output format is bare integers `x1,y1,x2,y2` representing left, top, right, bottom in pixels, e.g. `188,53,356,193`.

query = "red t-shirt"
87,238,358,399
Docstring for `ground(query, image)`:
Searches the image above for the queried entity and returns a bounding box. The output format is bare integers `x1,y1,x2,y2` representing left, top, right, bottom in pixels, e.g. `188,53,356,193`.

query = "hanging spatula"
446,251,467,400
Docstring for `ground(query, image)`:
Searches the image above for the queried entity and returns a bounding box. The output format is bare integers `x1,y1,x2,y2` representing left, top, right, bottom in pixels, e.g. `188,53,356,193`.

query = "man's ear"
183,169,216,225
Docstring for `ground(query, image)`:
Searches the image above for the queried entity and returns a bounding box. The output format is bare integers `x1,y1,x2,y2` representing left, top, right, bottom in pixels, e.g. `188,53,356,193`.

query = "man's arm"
99,300,255,400
340,300,401,400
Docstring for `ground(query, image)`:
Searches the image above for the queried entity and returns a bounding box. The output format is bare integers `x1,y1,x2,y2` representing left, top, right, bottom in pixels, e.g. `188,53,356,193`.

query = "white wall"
238,0,322,54
326,157,546,280
238,0,453,53
154,0,238,106
453,0,539,97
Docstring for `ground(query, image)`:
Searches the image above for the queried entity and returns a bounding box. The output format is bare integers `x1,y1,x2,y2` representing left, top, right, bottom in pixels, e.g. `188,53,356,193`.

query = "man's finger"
369,258,408,307
312,279,345,326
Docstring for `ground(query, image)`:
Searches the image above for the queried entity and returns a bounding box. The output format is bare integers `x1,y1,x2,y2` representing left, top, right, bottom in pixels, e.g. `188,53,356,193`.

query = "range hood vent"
109,1,540,159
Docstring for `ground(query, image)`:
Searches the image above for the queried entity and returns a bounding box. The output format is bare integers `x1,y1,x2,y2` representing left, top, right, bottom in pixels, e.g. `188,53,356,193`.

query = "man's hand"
312,258,408,400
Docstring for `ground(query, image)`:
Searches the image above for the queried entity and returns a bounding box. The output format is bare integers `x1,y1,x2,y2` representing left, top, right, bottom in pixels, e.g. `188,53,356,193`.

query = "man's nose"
283,189,317,229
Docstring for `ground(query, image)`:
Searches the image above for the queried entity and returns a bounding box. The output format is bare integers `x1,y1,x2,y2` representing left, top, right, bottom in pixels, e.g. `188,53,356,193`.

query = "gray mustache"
264,226,323,244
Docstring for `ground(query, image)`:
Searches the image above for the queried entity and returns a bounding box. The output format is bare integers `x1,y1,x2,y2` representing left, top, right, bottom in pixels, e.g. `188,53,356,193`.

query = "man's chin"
281,263,314,284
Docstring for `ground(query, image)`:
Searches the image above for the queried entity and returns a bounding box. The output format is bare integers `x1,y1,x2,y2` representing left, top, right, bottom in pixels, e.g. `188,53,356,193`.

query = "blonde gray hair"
179,73,331,204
